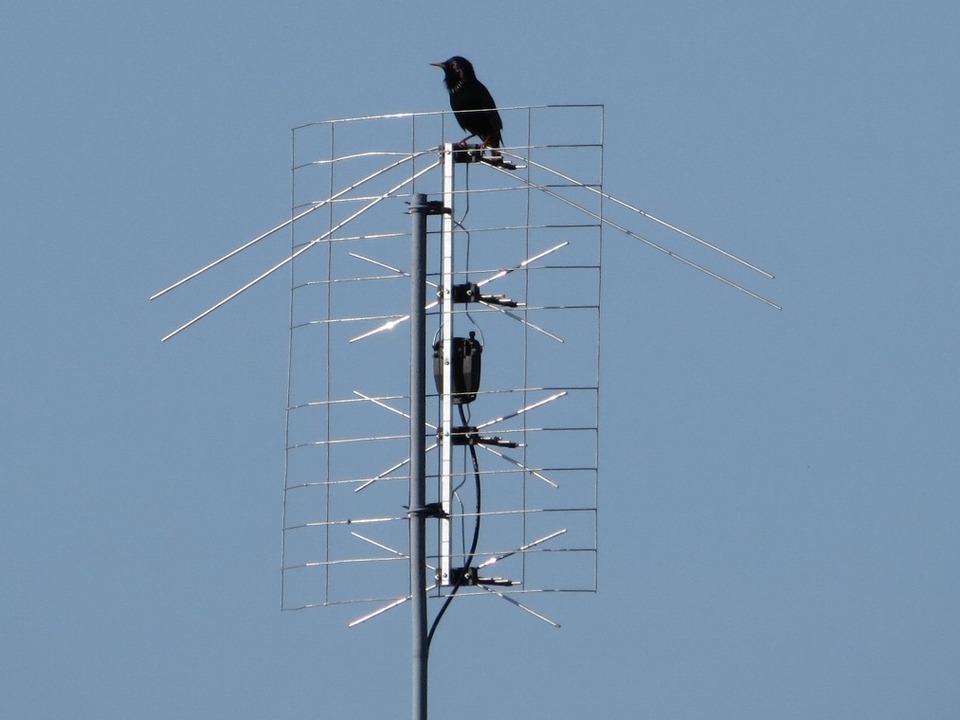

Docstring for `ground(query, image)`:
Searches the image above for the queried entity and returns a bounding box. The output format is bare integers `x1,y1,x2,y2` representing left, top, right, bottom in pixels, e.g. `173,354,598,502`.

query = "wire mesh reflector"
281,106,602,614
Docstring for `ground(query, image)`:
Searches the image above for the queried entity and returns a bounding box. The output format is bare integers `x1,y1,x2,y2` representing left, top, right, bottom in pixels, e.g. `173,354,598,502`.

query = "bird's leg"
455,133,477,150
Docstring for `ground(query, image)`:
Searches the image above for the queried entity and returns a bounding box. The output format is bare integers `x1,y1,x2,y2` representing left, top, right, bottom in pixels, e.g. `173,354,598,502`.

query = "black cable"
459,164,475,291
460,163,471,226
426,404,482,652
454,165,483,337
461,407,481,568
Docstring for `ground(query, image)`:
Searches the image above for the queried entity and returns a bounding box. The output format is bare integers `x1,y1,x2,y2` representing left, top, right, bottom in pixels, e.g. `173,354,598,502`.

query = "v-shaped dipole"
492,148,781,310
346,241,570,344
151,152,438,341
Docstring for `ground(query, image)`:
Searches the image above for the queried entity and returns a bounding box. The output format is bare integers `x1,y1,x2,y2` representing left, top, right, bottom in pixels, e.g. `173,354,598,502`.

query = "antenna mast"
407,193,431,720
152,104,776,720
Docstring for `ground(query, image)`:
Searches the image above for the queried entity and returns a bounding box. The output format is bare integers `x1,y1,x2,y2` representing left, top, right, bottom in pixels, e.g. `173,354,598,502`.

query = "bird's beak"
429,62,444,68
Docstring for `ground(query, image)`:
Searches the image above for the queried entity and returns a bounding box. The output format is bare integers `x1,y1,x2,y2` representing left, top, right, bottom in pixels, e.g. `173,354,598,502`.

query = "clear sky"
3,1,959,718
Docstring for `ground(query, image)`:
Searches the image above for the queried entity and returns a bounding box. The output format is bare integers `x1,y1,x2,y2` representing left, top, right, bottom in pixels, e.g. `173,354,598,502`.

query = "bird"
430,56,503,157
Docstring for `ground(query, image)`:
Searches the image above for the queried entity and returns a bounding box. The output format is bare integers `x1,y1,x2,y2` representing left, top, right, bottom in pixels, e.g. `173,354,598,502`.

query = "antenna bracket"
406,502,450,519
446,426,519,449
449,566,517,587
406,198,449,215
451,143,517,169
451,282,481,303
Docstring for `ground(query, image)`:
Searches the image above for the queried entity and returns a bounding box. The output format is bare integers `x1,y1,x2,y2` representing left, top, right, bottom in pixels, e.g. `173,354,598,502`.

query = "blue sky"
3,1,959,718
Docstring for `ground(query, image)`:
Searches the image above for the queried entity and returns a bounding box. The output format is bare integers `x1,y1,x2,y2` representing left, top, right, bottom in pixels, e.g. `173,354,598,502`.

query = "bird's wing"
475,84,502,130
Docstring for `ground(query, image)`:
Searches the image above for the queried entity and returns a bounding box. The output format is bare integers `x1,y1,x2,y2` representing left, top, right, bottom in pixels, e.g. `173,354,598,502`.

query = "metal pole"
408,193,429,720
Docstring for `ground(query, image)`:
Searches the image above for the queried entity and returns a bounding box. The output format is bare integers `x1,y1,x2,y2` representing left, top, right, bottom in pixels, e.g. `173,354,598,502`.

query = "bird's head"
430,56,476,93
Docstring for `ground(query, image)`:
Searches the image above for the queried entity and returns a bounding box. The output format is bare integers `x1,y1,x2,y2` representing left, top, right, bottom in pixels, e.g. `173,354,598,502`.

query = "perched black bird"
430,56,503,156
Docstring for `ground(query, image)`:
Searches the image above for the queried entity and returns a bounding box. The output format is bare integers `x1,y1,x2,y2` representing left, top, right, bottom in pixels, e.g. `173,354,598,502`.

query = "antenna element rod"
509,153,775,279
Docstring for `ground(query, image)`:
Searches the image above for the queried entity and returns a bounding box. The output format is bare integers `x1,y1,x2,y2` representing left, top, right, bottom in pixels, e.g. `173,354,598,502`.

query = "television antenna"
152,104,777,720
